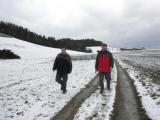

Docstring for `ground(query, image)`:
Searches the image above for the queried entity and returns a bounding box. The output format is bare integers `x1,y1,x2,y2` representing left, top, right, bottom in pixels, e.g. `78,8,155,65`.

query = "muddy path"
111,60,140,120
50,75,99,120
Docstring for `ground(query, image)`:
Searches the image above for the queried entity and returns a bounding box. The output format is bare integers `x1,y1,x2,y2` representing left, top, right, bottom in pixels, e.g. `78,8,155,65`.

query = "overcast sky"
0,0,160,48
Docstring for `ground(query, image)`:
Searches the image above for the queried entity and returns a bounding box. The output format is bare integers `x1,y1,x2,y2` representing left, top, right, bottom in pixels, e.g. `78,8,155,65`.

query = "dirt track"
50,75,99,120
111,61,140,120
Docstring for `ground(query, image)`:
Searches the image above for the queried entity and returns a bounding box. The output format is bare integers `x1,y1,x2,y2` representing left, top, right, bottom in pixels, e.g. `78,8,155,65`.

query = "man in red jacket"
95,43,114,94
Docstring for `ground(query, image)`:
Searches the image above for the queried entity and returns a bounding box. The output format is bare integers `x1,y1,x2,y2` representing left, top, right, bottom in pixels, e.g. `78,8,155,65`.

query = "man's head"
61,47,67,54
101,43,107,51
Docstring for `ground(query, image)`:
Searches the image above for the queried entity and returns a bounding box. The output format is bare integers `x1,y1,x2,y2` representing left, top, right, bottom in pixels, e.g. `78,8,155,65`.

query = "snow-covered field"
114,49,160,120
0,58,96,120
0,36,118,120
0,37,95,120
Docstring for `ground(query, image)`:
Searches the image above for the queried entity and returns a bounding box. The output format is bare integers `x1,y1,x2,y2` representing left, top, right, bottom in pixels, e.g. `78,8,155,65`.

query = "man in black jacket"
53,48,72,94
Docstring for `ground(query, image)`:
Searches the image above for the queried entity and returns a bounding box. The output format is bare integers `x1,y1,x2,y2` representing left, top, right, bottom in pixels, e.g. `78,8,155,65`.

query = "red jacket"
95,50,114,73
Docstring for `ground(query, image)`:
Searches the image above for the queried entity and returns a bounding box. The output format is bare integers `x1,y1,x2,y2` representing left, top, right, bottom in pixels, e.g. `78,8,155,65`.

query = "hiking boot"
100,89,103,94
63,90,67,94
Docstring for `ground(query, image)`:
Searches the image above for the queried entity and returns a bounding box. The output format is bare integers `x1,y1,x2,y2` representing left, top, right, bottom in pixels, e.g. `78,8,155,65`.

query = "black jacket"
53,53,72,74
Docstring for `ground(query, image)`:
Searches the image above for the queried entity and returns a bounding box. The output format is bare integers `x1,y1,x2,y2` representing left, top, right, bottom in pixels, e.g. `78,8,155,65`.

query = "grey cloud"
0,0,160,48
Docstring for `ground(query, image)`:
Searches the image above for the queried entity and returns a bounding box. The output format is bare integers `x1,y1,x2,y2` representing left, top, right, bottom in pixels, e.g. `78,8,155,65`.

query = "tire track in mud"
111,60,140,120
50,75,99,120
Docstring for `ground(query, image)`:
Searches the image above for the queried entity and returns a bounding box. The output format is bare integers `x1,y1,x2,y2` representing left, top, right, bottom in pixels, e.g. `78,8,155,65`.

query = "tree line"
0,21,102,52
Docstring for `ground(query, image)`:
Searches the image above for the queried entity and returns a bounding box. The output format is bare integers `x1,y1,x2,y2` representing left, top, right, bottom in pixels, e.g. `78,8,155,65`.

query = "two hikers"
53,47,72,94
53,43,114,94
95,43,114,94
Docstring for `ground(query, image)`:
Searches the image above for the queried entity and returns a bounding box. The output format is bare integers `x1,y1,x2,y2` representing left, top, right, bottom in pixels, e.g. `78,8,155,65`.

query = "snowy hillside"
0,36,96,120
0,36,118,120
0,36,87,59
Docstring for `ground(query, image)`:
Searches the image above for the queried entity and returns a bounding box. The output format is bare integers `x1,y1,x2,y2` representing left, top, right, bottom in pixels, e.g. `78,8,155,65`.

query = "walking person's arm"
53,55,59,71
95,53,99,73
68,55,72,73
110,53,114,69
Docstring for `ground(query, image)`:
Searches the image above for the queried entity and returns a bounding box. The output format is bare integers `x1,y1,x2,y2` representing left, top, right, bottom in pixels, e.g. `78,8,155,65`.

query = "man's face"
61,48,66,53
101,45,107,51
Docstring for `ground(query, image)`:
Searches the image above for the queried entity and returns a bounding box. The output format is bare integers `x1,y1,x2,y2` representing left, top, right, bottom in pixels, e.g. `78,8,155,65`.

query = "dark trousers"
99,72,111,90
56,72,68,91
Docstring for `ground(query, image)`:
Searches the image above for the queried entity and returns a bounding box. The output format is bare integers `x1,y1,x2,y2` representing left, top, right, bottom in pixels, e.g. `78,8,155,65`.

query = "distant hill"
0,36,88,59
0,21,103,52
